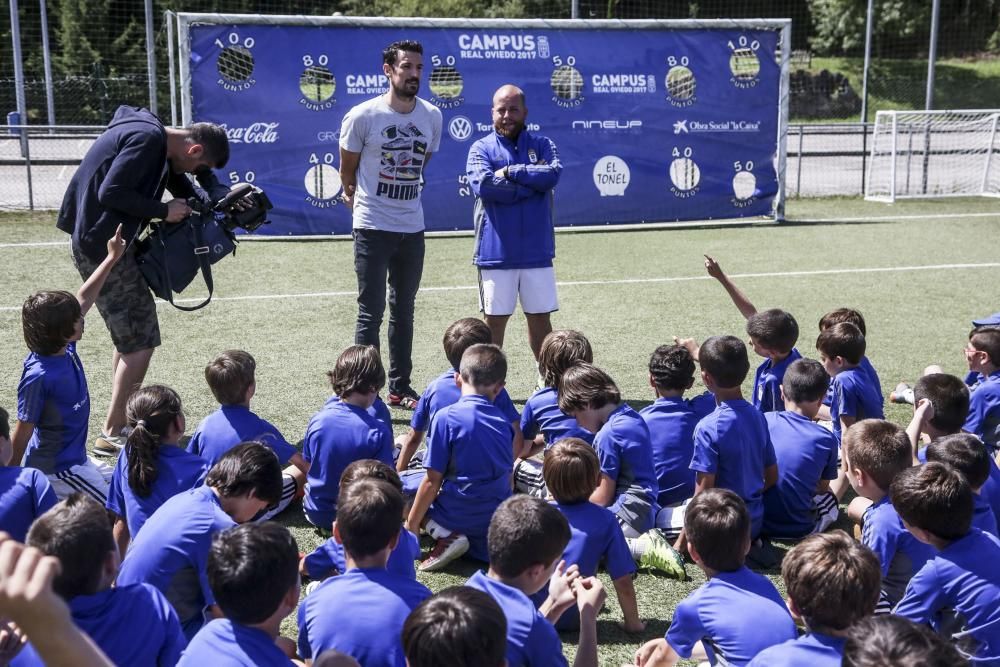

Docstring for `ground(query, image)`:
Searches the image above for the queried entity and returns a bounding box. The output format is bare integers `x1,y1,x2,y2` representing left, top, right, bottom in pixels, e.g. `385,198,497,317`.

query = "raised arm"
704,255,757,319
76,225,125,316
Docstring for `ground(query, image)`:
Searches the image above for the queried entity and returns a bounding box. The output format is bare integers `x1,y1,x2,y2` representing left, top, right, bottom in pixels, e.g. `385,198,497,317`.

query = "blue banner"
188,22,782,235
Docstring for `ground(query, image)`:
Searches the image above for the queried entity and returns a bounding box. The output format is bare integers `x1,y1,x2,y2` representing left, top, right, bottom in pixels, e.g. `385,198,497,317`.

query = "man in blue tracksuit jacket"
466,84,562,361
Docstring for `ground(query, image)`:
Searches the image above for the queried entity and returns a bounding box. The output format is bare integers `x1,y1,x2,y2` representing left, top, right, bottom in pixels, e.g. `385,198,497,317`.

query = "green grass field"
1,197,998,665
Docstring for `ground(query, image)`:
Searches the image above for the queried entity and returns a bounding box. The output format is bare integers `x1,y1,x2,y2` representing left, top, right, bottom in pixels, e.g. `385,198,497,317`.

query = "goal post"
865,109,1000,203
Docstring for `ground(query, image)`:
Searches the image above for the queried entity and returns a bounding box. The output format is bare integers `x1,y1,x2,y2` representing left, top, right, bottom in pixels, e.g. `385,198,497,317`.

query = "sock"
425,518,453,540
626,536,645,561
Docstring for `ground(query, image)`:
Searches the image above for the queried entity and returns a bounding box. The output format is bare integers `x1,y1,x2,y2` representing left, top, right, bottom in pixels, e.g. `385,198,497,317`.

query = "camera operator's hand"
163,198,192,223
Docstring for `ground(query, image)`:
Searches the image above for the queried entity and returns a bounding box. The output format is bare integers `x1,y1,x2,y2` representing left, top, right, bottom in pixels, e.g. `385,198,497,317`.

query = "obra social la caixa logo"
220,122,280,144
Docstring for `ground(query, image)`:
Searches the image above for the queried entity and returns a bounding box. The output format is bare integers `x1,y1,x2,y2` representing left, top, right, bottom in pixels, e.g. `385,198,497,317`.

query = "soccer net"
866,109,1000,202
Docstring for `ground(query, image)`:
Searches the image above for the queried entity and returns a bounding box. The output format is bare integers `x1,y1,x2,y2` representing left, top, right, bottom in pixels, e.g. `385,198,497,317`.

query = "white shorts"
48,457,113,504
478,267,559,316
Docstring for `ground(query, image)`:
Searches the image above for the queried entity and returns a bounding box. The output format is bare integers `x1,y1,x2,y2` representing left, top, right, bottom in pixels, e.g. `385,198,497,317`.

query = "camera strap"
153,216,216,312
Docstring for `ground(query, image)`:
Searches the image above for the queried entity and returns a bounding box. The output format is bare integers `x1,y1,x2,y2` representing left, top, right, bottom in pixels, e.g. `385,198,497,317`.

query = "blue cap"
973,312,1000,327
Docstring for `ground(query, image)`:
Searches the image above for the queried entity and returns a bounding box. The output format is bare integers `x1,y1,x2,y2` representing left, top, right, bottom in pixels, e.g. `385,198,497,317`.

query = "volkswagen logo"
448,116,473,142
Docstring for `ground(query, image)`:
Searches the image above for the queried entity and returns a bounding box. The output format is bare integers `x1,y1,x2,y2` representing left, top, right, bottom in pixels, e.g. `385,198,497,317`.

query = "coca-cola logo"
221,122,279,144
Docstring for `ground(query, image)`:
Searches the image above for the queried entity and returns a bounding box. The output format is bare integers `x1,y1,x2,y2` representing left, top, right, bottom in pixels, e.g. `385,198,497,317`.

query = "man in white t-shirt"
339,40,443,409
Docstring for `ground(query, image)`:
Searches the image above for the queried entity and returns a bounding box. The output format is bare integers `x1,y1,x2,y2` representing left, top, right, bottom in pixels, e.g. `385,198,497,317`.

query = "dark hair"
487,495,570,578
26,494,115,600
543,438,600,504
0,406,9,441
205,350,256,405
383,40,423,67
208,522,299,624
328,345,386,398
781,358,830,404
816,322,866,365
205,442,282,505
21,290,80,355
124,385,183,497
843,615,969,667
187,122,229,168
891,462,972,541
443,318,492,370
459,344,507,387
843,420,912,491
340,459,403,494
402,587,507,667
746,308,799,352
336,478,403,559
698,336,750,389
970,326,1000,366
558,363,621,414
926,434,991,489
914,373,970,433
819,308,867,337
648,344,696,392
782,531,880,632
539,330,593,389
684,488,749,572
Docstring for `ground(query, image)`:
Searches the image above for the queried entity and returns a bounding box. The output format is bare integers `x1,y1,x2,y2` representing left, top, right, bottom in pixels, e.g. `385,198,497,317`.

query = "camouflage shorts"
72,246,160,354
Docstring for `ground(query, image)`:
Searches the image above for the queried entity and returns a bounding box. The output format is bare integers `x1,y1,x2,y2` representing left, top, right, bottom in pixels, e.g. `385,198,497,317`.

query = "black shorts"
72,246,160,354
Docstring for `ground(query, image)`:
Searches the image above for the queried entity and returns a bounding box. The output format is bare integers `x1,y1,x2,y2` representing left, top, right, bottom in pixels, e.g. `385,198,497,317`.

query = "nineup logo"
448,116,473,142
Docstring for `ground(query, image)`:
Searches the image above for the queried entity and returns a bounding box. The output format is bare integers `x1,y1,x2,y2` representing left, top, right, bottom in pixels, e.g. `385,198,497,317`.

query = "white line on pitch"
2,261,996,312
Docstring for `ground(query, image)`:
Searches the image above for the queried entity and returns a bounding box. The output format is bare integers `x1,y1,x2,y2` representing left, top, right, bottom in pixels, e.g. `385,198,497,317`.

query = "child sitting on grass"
0,406,56,542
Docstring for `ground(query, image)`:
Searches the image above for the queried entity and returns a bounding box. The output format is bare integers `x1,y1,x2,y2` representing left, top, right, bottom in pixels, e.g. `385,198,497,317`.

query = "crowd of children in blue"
4,235,1000,667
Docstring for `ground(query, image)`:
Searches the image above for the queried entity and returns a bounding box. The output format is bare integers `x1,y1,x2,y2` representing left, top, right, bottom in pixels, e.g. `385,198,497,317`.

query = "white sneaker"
93,434,125,457
418,533,470,572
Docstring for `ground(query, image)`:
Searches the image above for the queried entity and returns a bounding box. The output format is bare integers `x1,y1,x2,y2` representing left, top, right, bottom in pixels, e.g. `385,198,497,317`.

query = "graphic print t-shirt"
340,96,442,233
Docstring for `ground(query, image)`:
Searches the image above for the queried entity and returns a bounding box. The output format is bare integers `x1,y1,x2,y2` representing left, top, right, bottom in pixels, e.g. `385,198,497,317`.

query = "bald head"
492,85,527,140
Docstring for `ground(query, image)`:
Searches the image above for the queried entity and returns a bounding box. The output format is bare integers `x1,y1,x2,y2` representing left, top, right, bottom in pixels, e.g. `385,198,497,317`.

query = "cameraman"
57,105,230,456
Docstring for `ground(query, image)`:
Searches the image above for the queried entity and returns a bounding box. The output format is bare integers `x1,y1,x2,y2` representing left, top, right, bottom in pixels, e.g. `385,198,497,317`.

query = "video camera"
136,182,273,311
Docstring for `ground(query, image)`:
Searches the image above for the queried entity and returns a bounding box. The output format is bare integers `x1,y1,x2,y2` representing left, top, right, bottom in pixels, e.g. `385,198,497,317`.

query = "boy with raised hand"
843,615,969,667
842,420,933,614
11,226,124,499
116,442,282,639
669,336,778,553
188,350,307,520
0,407,56,542
747,531,881,666
466,495,606,667
402,587,508,667
405,344,514,571
302,345,394,534
179,522,300,666
632,489,796,667
298,478,431,667
761,358,841,538
926,435,998,536
703,255,801,413
395,318,524,473
892,462,1000,663
17,493,184,666
963,326,1000,451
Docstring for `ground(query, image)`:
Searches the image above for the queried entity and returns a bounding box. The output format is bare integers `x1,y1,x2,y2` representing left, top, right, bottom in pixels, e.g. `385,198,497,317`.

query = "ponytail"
124,385,183,498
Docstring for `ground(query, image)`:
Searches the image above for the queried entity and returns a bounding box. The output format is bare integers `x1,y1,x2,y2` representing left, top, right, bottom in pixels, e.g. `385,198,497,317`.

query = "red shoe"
418,533,469,572
388,388,420,410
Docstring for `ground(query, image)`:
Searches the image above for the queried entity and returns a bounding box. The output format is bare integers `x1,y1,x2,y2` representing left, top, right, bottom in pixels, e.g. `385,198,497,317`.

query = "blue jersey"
116,485,236,638
0,466,56,542
983,458,1000,522
425,394,513,560
520,386,593,447
411,368,519,432
17,343,89,474
178,619,292,667
303,399,394,529
107,444,208,538
823,355,882,407
640,393,715,507
691,399,777,539
303,528,420,581
466,570,567,667
973,492,999,537
862,496,935,609
666,566,796,666
323,394,392,429
895,529,1000,665
467,130,561,270
830,366,884,442
187,405,297,466
746,632,845,667
761,411,839,537
594,404,659,531
753,349,801,413
13,583,184,667
965,370,1000,451
297,567,431,666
